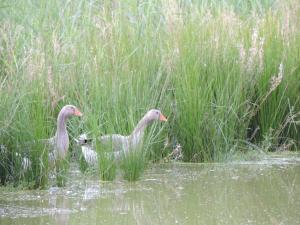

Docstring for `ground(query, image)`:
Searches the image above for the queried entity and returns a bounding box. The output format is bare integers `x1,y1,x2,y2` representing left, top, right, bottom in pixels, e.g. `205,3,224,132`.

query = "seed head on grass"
270,63,283,92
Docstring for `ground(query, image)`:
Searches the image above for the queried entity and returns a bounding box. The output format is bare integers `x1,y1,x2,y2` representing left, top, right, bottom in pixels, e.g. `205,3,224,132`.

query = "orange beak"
159,113,168,122
74,108,83,117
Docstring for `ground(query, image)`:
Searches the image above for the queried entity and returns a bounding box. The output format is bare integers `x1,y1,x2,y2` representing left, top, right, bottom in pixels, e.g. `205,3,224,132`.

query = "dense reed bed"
0,0,299,186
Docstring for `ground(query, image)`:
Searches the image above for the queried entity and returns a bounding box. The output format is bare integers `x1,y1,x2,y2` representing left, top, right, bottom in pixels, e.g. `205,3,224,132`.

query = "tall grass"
95,139,117,181
170,0,300,160
0,0,299,187
121,148,147,182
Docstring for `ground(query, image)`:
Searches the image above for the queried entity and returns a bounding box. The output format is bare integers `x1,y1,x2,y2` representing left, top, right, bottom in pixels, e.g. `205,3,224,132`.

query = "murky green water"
1,155,299,225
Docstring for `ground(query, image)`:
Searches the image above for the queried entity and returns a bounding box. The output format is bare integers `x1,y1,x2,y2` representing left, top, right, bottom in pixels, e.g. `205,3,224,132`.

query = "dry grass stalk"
249,63,284,119
162,0,183,35
47,66,65,110
238,26,265,76
0,22,24,76
161,0,182,74
52,32,61,56
25,36,45,81
270,63,283,92
278,0,299,46
220,9,240,39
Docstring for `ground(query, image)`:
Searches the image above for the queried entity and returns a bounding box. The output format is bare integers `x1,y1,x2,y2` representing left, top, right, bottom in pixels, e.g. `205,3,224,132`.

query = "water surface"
1,154,299,225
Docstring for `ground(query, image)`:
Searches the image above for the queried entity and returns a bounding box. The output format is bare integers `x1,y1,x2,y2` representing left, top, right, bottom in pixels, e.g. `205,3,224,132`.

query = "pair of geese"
37,105,167,168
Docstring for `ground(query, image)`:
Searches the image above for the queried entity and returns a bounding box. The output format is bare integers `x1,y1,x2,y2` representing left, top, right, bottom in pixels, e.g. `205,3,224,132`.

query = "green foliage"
0,0,299,187
55,158,69,187
79,151,89,173
96,139,116,181
120,148,147,182
98,154,116,181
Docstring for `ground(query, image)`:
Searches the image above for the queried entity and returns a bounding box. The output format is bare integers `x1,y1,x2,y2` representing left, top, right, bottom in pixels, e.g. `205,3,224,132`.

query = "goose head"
130,109,167,144
145,109,168,122
58,105,83,119
75,133,93,146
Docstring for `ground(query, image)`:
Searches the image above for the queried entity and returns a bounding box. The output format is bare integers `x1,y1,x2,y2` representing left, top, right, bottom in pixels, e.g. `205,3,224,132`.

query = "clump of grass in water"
96,139,116,181
120,146,147,182
5,90,52,188
27,142,49,189
99,153,116,181
55,158,69,187
78,149,89,173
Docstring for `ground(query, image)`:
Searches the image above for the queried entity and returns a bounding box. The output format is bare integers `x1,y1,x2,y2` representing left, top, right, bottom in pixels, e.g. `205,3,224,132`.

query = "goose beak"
74,109,83,117
159,113,168,122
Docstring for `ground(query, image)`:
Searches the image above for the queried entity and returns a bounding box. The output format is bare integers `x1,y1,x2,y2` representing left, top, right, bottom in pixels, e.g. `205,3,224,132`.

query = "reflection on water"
0,155,299,225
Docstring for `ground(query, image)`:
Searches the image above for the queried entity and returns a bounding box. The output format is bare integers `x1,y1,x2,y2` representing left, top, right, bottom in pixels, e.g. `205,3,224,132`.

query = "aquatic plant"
0,0,299,188
120,146,147,182
95,139,117,181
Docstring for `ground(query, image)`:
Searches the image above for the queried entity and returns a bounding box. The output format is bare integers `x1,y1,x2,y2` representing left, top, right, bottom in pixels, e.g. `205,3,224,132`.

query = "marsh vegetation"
0,0,299,187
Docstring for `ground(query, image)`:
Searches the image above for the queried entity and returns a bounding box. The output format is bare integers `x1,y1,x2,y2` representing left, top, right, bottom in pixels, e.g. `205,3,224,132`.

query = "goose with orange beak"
13,105,83,172
77,109,167,164
52,105,83,160
99,109,168,155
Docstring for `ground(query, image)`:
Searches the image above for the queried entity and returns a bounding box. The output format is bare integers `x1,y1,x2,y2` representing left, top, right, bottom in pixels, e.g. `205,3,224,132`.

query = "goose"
15,105,82,171
77,109,167,165
78,133,98,166
50,104,82,160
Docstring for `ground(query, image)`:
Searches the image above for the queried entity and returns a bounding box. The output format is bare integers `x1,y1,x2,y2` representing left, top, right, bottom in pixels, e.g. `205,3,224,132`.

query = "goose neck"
57,113,67,135
132,116,149,135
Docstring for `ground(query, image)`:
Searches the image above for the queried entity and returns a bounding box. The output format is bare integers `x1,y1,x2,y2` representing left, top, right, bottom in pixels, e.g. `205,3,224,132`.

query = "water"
0,154,299,225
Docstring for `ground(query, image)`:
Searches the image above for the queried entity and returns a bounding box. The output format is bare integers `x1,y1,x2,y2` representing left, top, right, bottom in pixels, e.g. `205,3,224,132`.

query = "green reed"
0,0,299,187
120,146,147,182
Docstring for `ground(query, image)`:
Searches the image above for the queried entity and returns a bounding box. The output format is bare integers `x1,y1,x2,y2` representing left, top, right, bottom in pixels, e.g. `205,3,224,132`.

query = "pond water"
0,154,299,225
